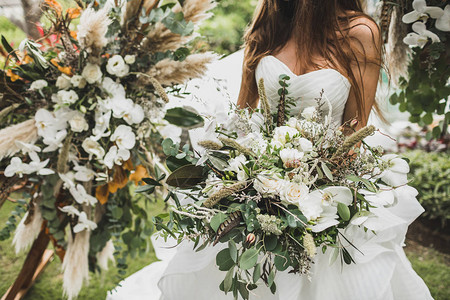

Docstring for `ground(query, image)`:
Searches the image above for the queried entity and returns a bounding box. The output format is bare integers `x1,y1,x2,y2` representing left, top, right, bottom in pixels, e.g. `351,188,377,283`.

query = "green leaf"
239,248,258,270
238,281,250,300
223,268,234,293
337,202,350,221
216,248,235,271
287,215,297,228
207,154,229,171
229,240,238,262
210,212,227,232
165,164,204,188
253,263,261,283
164,107,204,127
1,35,18,60
321,162,334,181
264,234,278,251
134,185,155,193
268,268,275,287
142,177,163,186
274,252,289,271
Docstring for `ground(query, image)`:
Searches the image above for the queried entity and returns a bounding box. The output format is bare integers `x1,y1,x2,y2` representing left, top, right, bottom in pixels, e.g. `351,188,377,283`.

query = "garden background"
0,0,449,299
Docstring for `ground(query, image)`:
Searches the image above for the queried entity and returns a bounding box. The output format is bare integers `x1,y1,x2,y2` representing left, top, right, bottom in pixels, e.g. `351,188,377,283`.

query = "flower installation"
148,77,417,299
0,0,214,298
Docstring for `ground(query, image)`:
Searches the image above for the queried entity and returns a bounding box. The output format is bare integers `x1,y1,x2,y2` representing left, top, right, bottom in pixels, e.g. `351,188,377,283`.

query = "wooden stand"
1,230,54,300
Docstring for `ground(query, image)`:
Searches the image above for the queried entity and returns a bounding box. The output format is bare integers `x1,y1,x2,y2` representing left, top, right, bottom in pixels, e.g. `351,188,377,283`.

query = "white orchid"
436,5,450,32
69,184,97,206
15,141,40,155
359,186,395,207
82,137,105,160
92,110,111,140
403,21,441,48
35,109,57,136
294,137,313,153
378,154,409,187
111,97,145,124
4,157,26,177
225,154,248,181
402,0,444,24
271,126,299,148
110,125,136,150
102,77,126,98
253,174,283,198
60,205,80,217
301,106,317,121
74,165,96,182
73,211,98,233
27,151,54,175
301,186,352,232
59,172,77,190
103,146,130,169
42,129,68,152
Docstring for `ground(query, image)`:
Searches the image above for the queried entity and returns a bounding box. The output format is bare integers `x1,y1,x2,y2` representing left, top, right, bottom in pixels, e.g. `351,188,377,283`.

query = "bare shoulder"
346,15,381,59
348,15,381,45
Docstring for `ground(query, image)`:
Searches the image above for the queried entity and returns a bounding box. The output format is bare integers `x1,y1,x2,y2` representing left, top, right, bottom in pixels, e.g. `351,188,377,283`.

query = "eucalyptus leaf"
223,268,234,293
337,202,350,221
321,162,334,181
239,248,259,270
216,248,235,271
165,164,204,188
210,212,227,232
229,240,238,262
253,263,261,283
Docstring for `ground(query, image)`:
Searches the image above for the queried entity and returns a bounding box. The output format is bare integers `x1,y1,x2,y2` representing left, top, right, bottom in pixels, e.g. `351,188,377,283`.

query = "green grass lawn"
1,198,449,300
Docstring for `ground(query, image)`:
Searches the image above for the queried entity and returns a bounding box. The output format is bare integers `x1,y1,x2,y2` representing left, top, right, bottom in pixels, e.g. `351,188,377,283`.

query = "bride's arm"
342,17,382,129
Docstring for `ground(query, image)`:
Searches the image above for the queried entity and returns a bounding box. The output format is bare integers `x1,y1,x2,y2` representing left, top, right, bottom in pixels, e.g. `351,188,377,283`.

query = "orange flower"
108,166,128,194
66,7,81,19
129,165,149,186
23,55,33,64
96,184,110,205
123,159,134,171
50,58,73,76
6,69,20,82
70,31,78,40
44,0,62,15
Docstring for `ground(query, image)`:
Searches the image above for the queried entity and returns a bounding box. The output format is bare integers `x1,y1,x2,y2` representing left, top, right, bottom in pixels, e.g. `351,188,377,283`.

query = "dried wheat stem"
203,181,247,208
257,78,272,128
218,137,256,157
332,125,376,159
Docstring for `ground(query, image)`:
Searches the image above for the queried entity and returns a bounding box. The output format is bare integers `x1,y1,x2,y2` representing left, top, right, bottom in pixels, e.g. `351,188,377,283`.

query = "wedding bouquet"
157,76,411,299
0,0,213,298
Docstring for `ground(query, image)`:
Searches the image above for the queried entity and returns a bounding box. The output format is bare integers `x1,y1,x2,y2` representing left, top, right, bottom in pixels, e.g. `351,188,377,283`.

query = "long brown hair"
237,0,382,123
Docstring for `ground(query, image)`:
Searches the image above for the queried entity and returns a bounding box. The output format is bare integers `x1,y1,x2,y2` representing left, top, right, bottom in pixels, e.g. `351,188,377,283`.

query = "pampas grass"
96,239,115,270
77,7,112,55
62,230,90,300
145,52,215,86
142,0,215,53
13,203,44,254
0,119,38,160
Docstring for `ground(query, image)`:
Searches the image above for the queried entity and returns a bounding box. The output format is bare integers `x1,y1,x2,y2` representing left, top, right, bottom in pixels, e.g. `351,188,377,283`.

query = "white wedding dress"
107,55,433,300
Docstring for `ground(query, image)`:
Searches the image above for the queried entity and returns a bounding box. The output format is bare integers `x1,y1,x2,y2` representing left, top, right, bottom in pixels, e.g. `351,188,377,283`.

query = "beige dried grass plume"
77,7,112,55
13,203,44,254
62,230,90,300
145,52,215,86
143,0,215,53
0,119,38,160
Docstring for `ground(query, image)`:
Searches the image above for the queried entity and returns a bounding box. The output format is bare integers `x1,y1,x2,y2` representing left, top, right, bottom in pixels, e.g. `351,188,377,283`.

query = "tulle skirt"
107,185,433,300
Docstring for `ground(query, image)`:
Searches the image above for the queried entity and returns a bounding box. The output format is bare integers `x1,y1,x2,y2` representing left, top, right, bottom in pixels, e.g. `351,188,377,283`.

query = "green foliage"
390,42,450,140
403,150,450,228
198,0,256,55
164,107,204,127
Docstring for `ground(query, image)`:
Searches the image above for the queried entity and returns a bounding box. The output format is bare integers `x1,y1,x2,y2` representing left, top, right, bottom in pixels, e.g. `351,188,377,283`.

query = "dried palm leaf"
0,119,38,160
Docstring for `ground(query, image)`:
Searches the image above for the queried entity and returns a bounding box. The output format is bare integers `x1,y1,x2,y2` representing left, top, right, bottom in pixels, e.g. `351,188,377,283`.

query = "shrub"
404,150,450,228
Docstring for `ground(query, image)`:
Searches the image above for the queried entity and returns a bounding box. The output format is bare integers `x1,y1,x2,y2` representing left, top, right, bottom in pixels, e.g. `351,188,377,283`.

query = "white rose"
71,75,87,88
279,181,309,206
82,63,102,84
301,106,317,121
82,137,105,159
69,111,89,132
106,55,130,77
279,148,304,167
286,117,299,129
124,54,136,64
55,75,72,90
253,175,283,197
57,90,79,105
272,126,299,146
30,79,48,91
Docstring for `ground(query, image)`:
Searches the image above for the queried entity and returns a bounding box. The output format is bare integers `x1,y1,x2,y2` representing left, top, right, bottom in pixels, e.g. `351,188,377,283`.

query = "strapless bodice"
255,55,351,126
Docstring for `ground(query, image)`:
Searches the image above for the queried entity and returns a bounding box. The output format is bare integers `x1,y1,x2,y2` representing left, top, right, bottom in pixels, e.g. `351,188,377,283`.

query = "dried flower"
77,7,111,54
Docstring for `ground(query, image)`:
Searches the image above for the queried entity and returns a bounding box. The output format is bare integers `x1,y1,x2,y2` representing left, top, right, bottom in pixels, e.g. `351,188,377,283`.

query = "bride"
108,0,433,299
